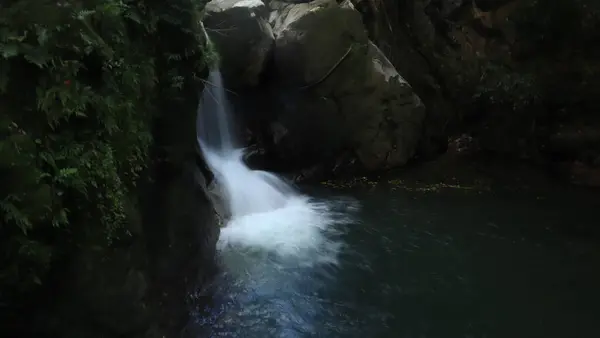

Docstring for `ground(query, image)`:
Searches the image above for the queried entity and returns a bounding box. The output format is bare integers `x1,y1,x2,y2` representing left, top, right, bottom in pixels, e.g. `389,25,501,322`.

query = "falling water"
197,69,351,263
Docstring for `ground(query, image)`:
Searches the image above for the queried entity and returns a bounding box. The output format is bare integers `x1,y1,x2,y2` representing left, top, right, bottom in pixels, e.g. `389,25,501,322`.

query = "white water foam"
197,70,353,265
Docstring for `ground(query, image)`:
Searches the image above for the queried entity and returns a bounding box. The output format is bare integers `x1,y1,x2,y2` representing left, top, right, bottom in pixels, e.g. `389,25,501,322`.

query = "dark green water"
187,183,600,338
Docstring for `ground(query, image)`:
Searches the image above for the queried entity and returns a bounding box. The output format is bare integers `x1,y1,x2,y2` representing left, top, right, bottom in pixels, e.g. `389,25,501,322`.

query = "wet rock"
33,150,219,338
353,42,426,169
351,0,458,158
264,0,425,173
353,0,600,186
204,0,275,88
268,0,367,87
30,27,220,337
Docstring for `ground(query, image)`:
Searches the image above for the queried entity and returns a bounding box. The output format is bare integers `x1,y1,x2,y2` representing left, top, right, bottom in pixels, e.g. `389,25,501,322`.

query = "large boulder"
262,0,426,173
269,0,368,87
203,0,275,88
354,42,426,170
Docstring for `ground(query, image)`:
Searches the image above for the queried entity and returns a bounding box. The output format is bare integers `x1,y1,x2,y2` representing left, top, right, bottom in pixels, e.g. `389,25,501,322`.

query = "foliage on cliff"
0,0,209,309
466,0,600,156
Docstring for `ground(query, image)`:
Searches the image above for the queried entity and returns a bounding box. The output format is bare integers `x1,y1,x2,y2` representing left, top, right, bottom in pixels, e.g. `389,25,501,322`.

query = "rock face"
204,0,275,88
35,158,218,338
29,104,219,338
0,1,220,336
201,0,600,185
204,0,426,178
354,0,600,186
23,30,220,338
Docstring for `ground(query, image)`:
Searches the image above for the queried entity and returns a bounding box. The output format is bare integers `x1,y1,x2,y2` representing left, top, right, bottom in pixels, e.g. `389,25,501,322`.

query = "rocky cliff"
203,0,600,186
0,1,219,336
353,0,600,186
203,0,426,180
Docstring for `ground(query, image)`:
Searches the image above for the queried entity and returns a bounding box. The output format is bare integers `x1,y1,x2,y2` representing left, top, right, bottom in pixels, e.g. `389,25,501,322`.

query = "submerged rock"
204,0,275,88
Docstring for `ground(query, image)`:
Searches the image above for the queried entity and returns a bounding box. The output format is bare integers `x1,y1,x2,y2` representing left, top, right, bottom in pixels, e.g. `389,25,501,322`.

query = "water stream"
192,70,600,337
197,70,349,262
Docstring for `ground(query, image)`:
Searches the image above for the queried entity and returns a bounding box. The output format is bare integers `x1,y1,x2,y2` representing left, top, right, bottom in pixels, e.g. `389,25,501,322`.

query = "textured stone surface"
263,0,425,174
204,0,275,88
354,0,600,185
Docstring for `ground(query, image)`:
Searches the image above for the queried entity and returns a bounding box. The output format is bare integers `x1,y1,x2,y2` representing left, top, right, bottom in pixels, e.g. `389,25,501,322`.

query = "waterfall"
197,70,350,263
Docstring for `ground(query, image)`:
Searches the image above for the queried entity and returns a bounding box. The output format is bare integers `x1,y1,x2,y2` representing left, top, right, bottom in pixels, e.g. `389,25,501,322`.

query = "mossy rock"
1,0,216,335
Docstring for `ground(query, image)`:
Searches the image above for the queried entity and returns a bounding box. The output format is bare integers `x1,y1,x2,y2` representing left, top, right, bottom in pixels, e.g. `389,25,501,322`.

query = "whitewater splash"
197,70,352,264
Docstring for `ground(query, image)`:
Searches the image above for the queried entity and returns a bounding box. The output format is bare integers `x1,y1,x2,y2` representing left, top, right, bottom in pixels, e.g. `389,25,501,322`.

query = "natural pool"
185,177,600,338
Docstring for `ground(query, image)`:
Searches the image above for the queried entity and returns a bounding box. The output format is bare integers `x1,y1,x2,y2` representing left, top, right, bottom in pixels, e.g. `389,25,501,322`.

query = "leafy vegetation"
0,0,210,310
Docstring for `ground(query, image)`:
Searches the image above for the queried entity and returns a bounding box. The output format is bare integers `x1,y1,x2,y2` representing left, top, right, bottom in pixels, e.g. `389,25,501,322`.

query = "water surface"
187,182,600,338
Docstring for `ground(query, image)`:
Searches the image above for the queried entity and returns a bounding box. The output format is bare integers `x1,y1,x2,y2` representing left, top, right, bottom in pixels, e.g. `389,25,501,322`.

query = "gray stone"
269,0,368,87
267,0,426,171
353,42,426,169
204,0,275,88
